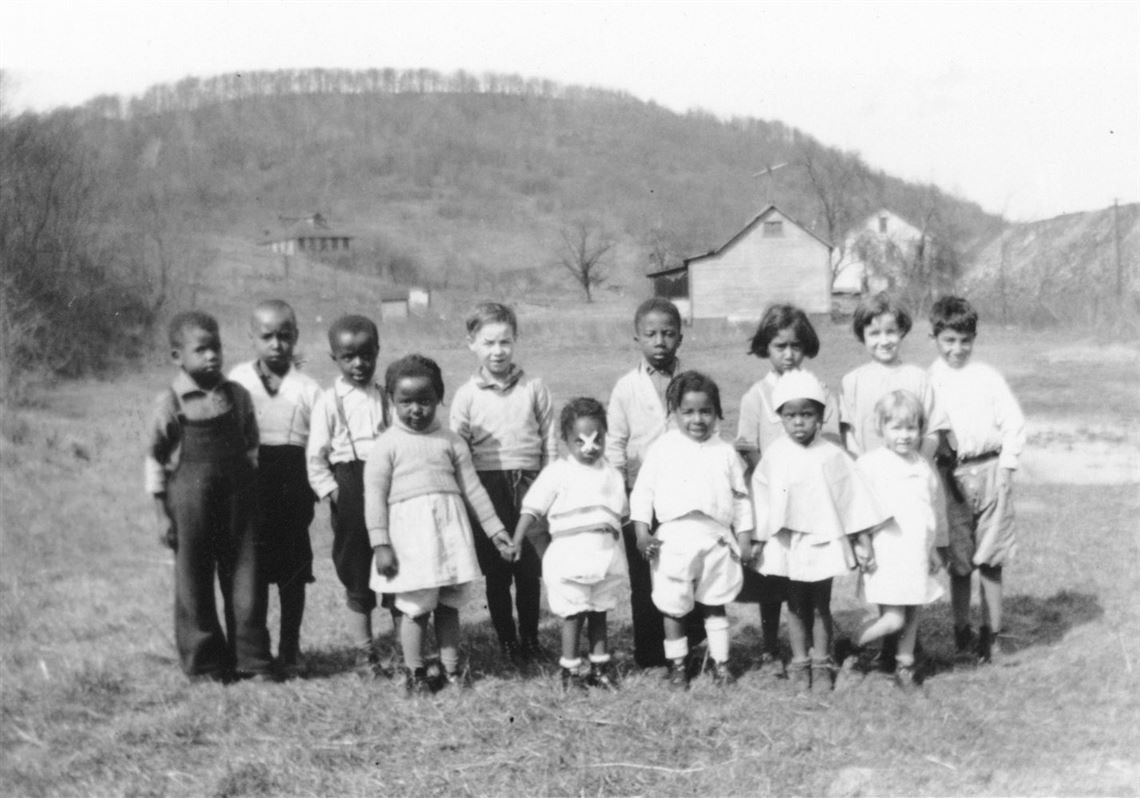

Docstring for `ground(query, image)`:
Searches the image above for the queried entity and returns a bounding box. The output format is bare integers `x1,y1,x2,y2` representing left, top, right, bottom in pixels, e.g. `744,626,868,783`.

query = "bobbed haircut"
327,314,379,351
874,389,927,435
251,299,298,328
852,292,913,342
384,354,445,402
748,303,820,358
168,311,219,348
929,295,979,337
665,370,723,419
466,301,518,337
634,297,682,331
559,396,608,440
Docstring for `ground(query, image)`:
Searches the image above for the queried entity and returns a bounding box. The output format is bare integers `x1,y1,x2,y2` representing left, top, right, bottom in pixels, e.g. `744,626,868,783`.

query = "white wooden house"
647,205,832,320
261,213,353,256
833,209,926,294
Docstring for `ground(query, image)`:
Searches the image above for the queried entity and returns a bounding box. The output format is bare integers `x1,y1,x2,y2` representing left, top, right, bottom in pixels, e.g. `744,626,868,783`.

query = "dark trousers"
471,470,541,645
330,461,377,613
622,522,706,667
167,455,272,677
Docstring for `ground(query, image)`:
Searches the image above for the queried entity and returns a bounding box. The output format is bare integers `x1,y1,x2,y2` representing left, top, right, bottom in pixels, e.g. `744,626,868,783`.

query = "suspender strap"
334,390,360,461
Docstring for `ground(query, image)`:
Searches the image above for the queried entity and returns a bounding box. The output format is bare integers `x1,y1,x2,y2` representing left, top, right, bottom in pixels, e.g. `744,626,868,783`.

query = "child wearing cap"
750,370,887,692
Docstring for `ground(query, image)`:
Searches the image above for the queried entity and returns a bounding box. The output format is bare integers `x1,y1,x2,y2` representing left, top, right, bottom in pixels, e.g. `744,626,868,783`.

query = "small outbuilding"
379,287,431,321
833,209,926,295
647,205,832,320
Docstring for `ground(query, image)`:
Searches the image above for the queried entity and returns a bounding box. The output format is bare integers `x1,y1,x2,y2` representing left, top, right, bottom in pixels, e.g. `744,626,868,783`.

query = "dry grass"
2,305,1139,796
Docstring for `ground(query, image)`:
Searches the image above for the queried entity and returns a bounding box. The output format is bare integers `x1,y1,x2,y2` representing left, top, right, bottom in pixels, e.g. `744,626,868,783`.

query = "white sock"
705,615,730,663
588,653,611,665
664,637,689,661
559,657,582,670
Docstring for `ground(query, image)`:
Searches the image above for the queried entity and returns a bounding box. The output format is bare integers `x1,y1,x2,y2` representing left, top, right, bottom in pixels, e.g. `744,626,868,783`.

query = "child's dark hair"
665,370,723,419
384,354,445,401
559,397,607,440
168,311,219,348
466,302,518,337
852,292,912,342
634,297,682,330
252,299,297,328
748,303,820,358
929,295,979,337
327,314,379,351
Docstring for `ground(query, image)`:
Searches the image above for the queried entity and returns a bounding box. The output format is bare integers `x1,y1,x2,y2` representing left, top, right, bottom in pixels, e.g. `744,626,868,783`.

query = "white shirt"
522,458,629,537
630,429,753,533
306,377,388,498
228,361,321,447
929,358,1025,470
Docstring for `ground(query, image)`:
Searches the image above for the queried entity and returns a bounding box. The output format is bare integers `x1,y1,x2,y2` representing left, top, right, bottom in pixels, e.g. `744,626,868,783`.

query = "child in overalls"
146,311,275,682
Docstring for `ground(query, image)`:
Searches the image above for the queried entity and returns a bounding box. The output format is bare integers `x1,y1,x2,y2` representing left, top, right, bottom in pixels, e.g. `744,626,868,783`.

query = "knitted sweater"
364,419,506,546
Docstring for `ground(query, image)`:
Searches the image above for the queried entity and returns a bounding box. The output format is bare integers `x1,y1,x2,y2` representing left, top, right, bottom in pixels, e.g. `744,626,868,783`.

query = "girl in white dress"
848,390,948,688
511,397,629,692
364,355,512,694
751,371,887,691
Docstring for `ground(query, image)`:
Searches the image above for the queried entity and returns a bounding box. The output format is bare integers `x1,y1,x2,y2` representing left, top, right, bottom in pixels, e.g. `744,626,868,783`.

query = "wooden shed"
647,206,832,320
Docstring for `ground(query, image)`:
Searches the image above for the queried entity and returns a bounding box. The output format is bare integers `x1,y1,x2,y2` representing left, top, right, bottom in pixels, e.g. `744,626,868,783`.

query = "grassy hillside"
73,69,1003,293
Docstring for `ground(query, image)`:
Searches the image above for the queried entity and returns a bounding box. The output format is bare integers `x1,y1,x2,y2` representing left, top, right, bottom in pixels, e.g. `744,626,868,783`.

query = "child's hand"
998,467,1014,493
853,537,875,573
158,521,177,551
747,540,765,570
637,535,661,562
373,545,398,578
330,488,340,506
937,546,951,569
498,539,519,563
491,532,515,560
928,550,944,575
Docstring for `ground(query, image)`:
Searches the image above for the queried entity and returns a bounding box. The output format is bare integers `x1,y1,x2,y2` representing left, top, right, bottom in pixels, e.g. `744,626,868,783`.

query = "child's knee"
979,564,1003,581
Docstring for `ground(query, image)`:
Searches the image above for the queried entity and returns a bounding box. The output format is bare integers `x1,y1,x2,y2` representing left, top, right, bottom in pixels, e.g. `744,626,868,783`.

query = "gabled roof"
676,205,832,271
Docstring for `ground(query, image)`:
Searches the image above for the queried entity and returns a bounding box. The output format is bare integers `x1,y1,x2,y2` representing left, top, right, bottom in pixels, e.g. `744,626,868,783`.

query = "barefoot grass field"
2,289,1139,796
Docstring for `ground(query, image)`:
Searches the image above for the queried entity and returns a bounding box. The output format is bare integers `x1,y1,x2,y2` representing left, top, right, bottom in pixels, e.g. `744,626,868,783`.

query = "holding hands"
373,544,399,578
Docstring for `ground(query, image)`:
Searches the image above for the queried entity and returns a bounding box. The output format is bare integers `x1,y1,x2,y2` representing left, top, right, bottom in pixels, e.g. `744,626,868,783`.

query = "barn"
647,205,832,321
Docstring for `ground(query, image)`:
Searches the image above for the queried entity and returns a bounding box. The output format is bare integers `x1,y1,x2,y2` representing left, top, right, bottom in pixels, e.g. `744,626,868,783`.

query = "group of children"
146,292,1023,694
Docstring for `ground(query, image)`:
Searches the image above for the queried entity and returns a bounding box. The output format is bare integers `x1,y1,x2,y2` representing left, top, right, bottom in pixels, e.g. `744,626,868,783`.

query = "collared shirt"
928,358,1025,470
228,361,322,448
144,371,258,495
449,366,557,472
629,429,753,533
306,376,388,498
735,368,836,458
605,358,680,488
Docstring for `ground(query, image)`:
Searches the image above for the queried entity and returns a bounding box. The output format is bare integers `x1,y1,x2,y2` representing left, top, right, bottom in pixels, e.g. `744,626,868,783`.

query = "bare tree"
558,221,614,302
797,139,872,287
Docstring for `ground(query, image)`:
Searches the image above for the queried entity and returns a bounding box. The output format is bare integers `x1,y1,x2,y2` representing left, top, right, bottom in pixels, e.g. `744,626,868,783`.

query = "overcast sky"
2,0,1137,221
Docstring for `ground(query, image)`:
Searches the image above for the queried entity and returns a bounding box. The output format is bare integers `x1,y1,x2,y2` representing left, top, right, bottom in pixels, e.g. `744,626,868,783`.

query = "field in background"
2,262,1139,795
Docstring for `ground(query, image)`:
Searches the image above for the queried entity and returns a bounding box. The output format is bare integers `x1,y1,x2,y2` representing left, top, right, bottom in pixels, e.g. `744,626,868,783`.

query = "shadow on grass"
298,622,566,683
828,589,1103,681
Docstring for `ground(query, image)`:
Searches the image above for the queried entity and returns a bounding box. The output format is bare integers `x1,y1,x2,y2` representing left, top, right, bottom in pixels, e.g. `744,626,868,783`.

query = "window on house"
763,220,784,237
879,215,888,234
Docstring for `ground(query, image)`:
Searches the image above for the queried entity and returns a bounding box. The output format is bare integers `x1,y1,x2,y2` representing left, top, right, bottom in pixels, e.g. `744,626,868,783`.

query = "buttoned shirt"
929,358,1025,469
306,377,388,498
522,458,630,537
144,371,258,495
228,361,322,448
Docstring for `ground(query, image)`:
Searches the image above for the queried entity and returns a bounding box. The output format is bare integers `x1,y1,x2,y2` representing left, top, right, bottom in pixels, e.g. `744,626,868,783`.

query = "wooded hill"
69,68,1003,292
